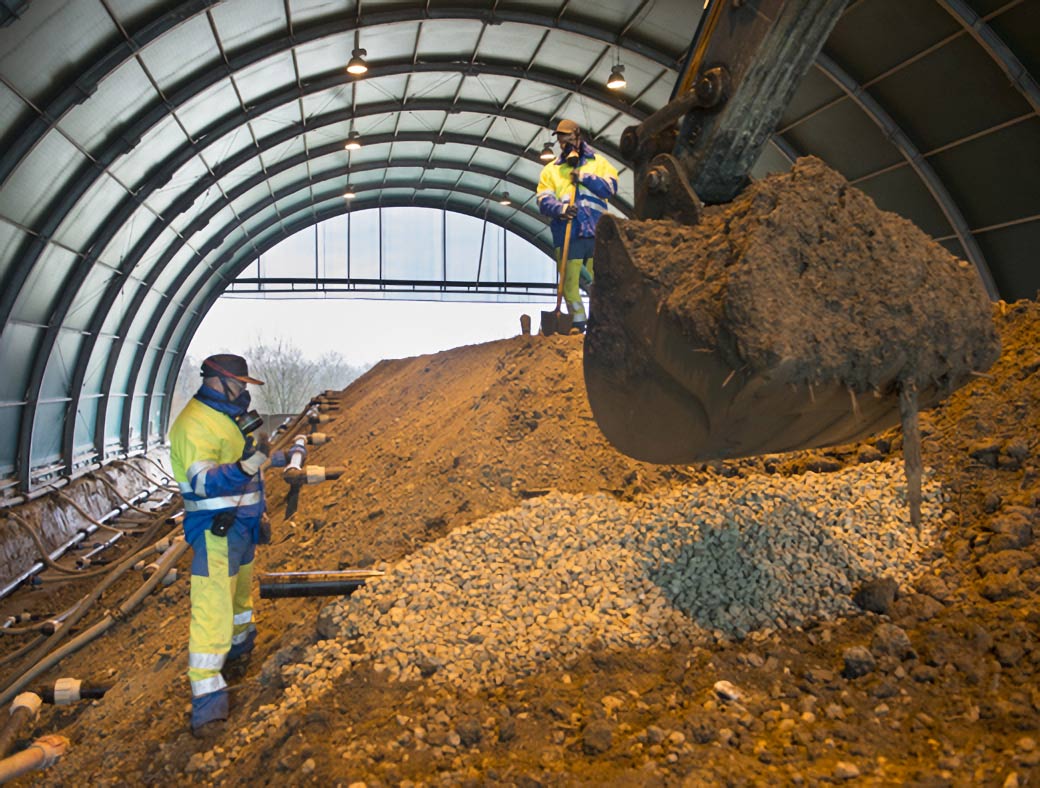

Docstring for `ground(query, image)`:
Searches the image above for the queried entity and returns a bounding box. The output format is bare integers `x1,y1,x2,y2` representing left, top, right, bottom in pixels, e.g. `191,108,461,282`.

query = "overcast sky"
187,296,548,367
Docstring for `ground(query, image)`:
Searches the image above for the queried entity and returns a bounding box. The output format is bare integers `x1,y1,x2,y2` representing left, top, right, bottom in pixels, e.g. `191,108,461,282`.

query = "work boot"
569,321,586,335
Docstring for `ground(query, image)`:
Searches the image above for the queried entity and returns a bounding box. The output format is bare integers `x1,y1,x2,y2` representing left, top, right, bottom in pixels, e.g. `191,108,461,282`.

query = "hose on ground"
0,523,175,697
111,460,177,491
0,537,190,708
0,696,39,759
52,489,146,532
90,474,159,515
0,636,46,667
0,734,68,782
1,513,123,579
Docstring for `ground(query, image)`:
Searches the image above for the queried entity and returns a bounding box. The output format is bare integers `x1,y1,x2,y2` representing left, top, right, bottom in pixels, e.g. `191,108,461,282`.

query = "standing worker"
168,353,273,738
536,119,619,334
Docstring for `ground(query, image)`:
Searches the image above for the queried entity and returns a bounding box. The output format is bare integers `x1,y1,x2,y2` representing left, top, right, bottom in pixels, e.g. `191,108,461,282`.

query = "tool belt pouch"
211,510,235,537
258,514,272,546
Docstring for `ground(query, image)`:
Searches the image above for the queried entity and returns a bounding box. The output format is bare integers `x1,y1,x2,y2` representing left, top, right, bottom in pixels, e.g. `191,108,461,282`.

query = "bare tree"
245,338,369,414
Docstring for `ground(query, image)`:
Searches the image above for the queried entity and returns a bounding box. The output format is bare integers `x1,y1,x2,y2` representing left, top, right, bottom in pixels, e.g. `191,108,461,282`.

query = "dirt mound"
15,304,1040,787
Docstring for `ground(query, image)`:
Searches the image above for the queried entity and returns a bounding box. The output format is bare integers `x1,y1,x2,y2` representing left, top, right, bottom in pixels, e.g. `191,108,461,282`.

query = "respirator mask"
235,409,263,435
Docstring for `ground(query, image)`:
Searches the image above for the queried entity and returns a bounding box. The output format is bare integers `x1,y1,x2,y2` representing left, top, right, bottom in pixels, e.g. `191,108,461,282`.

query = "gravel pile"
217,459,942,765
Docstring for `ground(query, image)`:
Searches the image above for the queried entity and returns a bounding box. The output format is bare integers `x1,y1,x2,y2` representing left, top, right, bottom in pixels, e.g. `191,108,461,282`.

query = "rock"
983,512,1034,551
645,725,667,744
995,640,1026,668
871,624,916,660
497,716,516,743
891,593,945,622
977,550,1036,576
833,761,860,780
979,570,1028,602
853,577,899,614
969,441,1002,468
915,574,952,602
842,646,876,679
582,720,614,755
714,680,742,701
455,717,483,747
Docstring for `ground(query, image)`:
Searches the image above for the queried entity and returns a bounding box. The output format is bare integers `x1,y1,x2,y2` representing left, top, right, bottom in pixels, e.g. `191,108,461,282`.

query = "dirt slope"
15,305,1040,786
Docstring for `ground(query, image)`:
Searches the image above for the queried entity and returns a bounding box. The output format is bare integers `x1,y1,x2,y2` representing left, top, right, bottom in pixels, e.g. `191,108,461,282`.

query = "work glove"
562,203,578,220
239,431,271,475
257,513,272,546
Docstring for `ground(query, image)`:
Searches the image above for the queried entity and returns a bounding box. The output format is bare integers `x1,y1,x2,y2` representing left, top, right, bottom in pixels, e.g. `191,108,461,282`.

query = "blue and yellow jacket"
169,387,265,544
536,140,619,256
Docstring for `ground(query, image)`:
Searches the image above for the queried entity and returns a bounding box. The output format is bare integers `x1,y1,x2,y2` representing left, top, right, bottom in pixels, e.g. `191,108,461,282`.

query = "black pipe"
259,579,368,598
258,569,383,599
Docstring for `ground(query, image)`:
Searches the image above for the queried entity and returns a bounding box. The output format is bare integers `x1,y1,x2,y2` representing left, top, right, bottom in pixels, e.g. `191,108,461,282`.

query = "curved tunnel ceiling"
0,0,1037,494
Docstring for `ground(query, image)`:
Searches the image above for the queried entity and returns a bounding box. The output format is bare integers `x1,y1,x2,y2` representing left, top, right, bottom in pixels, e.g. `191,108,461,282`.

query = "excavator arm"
583,0,999,466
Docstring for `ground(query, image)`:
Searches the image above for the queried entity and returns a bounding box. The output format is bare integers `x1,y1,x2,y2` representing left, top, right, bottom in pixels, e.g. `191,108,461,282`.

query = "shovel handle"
554,185,578,313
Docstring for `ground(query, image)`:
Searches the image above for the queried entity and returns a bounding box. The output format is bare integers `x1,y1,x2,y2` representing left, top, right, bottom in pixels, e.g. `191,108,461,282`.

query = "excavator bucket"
584,158,1000,465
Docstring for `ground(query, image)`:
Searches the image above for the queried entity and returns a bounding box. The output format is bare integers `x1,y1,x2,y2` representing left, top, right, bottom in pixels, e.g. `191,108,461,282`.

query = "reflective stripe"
183,492,262,512
190,674,227,697
178,482,193,494
189,651,226,670
187,460,217,496
233,610,253,626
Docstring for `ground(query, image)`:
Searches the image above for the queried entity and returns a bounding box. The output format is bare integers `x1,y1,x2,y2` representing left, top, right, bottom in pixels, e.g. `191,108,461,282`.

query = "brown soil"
8,301,1040,787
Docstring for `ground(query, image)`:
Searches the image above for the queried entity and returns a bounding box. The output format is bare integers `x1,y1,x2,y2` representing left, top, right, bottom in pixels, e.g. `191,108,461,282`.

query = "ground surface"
5,301,1039,786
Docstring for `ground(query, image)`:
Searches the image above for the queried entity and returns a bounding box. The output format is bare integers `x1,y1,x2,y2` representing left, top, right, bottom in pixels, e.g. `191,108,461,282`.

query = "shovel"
541,183,578,336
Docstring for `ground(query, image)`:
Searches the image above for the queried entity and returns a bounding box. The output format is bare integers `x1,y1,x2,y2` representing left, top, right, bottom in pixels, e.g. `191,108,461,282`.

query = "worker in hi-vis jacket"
536,118,619,333
168,353,277,738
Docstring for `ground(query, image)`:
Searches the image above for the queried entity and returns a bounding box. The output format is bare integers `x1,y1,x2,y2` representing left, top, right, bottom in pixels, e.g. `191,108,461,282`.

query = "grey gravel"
214,460,942,767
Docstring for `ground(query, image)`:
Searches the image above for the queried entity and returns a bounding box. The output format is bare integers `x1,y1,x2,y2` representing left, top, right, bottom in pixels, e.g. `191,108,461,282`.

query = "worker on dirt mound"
536,119,619,334
168,353,275,738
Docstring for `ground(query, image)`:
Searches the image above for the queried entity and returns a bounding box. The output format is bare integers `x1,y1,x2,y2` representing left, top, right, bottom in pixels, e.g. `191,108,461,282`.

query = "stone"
915,574,952,602
582,720,614,755
977,550,1036,576
871,624,916,660
456,717,483,747
979,571,1028,602
714,680,742,701
891,593,945,622
842,646,876,679
853,576,899,614
834,761,860,780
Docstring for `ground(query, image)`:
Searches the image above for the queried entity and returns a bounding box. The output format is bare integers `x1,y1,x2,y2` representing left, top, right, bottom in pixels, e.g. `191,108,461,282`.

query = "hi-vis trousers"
558,252,594,324
187,525,256,700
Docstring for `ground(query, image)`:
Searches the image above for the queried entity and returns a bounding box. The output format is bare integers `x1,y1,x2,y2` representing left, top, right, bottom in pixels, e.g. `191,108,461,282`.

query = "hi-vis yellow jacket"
536,140,619,249
169,389,265,544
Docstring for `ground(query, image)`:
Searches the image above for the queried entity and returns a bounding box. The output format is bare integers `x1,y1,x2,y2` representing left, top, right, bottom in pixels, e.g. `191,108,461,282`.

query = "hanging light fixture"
606,63,626,90
539,142,555,162
344,130,362,151
498,191,512,206
343,185,357,199
346,47,368,75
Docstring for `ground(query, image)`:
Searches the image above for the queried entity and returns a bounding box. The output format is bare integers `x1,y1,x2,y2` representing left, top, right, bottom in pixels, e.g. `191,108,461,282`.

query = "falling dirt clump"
13,303,1040,787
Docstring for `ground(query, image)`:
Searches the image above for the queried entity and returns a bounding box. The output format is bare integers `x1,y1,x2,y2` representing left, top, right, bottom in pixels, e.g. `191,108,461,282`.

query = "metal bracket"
634,153,703,225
